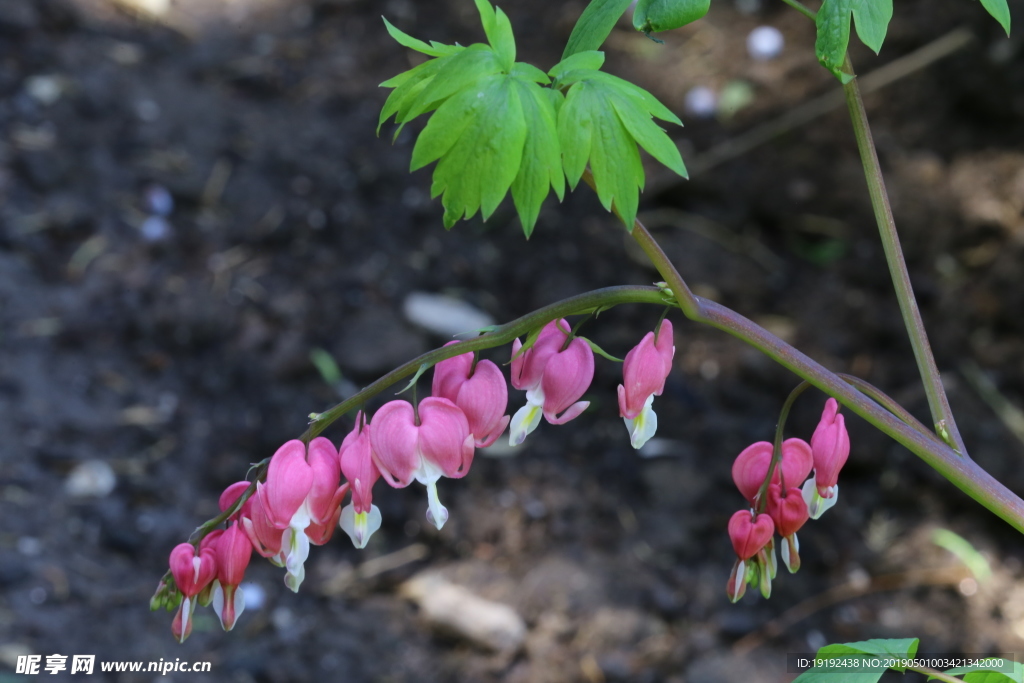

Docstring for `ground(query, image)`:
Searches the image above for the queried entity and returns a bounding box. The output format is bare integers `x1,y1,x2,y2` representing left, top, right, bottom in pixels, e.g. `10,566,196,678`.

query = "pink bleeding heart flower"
432,342,510,448
617,319,675,449
240,491,285,562
766,483,809,573
168,543,217,643
339,413,383,548
726,510,775,603
370,398,475,530
731,439,813,506
803,398,850,519
210,523,253,631
219,481,252,522
304,438,349,547
508,319,595,446
255,438,344,592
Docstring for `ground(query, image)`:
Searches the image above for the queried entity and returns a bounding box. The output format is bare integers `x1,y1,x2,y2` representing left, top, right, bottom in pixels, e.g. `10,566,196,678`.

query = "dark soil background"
3,0,1024,680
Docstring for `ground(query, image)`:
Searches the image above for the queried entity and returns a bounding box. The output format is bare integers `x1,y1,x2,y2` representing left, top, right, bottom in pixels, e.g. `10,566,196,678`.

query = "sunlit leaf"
511,81,564,237
562,0,634,59
793,639,919,683
556,69,684,229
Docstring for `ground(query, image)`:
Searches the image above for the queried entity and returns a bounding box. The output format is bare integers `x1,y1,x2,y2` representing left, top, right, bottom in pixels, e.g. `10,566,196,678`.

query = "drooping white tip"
509,401,543,447
282,527,310,593
624,395,658,449
340,504,382,549
802,477,838,519
178,596,192,643
425,481,449,530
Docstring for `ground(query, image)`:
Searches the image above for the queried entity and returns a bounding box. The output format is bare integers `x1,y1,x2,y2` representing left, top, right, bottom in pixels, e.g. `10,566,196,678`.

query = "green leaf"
382,17,460,57
403,45,504,121
581,337,623,362
309,348,342,386
562,0,635,59
511,62,551,84
633,0,711,34
473,0,517,69
556,70,685,228
815,0,893,79
610,94,686,177
511,80,565,237
396,363,432,395
936,660,1023,683
549,50,606,82
793,639,920,683
931,528,992,581
379,56,454,134
414,75,527,227
979,0,1011,35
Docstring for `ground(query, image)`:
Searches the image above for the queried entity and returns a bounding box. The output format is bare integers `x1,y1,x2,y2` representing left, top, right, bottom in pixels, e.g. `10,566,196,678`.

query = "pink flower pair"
240,438,348,592
509,319,595,446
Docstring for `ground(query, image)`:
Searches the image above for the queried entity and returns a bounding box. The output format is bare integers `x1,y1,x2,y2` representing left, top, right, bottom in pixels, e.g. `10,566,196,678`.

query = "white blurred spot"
17,537,42,557
141,215,172,242
699,359,719,380
25,75,64,106
241,582,266,610
135,99,161,122
143,184,174,216
747,25,784,61
403,292,494,338
65,460,117,498
684,86,717,118
958,577,978,596
637,437,684,458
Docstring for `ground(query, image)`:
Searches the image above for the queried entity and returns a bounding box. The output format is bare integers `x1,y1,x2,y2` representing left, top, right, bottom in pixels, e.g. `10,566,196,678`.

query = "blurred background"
2,0,1024,680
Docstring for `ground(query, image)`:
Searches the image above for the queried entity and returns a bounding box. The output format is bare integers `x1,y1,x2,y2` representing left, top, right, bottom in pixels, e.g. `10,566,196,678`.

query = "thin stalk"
756,381,812,512
841,55,967,456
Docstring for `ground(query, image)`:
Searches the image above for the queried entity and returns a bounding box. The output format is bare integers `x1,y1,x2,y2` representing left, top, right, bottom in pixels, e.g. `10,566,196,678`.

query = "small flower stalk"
618,320,675,449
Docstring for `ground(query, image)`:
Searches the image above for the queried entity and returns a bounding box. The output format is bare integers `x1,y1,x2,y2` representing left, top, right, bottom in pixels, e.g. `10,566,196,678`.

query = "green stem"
907,666,963,683
840,55,967,456
779,0,817,21
590,172,1024,532
756,381,812,512
302,285,671,442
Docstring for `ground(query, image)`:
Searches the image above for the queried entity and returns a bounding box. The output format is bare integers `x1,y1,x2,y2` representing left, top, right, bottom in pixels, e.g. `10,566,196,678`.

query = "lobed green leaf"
511,81,565,237
415,75,527,228
556,70,684,228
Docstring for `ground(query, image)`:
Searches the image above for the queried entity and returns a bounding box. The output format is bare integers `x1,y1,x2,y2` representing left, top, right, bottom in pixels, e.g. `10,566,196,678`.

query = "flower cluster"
726,398,850,602
154,318,677,641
